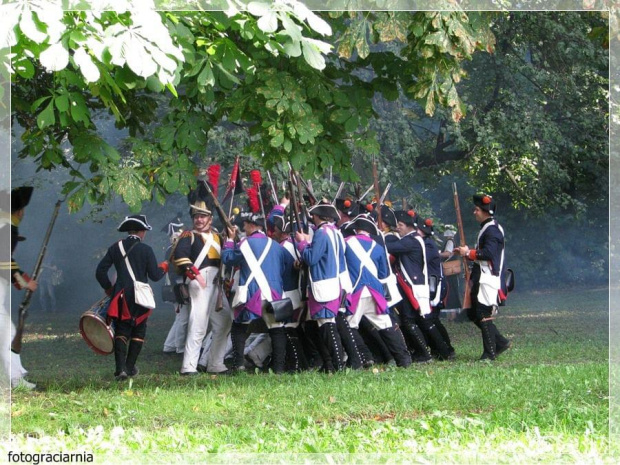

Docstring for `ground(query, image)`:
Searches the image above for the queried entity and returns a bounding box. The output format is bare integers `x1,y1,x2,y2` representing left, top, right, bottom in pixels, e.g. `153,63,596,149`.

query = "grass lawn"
3,287,613,463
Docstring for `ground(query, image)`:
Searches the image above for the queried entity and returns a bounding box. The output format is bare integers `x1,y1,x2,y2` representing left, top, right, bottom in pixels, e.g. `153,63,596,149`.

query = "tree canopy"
5,2,608,217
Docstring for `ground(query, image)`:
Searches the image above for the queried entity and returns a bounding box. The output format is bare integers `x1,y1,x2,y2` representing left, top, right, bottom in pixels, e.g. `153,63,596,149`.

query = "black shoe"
496,341,512,356
319,362,336,374
115,371,128,381
480,351,495,361
197,365,208,373
180,371,200,376
128,367,139,377
363,360,375,369
413,356,432,364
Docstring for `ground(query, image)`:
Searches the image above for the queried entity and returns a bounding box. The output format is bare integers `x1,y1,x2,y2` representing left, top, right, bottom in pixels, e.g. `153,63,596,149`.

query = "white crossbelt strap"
398,232,428,287
194,232,218,269
239,239,273,302
325,227,352,292
118,240,139,283
347,238,377,290
475,220,505,274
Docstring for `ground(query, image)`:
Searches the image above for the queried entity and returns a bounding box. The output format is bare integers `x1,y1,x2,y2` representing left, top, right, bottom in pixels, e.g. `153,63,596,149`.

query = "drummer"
95,215,169,381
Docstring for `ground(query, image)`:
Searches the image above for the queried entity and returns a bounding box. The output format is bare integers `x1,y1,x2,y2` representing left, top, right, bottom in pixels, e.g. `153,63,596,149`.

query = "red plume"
207,164,221,197
247,186,260,213
250,169,262,186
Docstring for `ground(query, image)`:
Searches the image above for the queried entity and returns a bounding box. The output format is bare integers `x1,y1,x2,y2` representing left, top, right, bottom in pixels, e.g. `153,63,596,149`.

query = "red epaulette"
179,231,194,239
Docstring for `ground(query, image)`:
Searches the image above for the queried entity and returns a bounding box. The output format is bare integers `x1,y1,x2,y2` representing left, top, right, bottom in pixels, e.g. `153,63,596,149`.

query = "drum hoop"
79,311,114,356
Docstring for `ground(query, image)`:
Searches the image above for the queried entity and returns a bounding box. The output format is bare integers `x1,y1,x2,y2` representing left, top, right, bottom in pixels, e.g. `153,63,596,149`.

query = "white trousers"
346,296,392,330
196,306,232,372
0,278,28,386
181,267,224,373
163,304,189,354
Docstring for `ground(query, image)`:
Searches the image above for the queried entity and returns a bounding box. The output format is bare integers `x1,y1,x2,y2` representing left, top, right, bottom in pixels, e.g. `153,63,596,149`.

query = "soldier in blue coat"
296,200,352,372
269,199,309,372
385,210,434,363
222,211,293,373
418,217,455,360
456,195,511,360
96,215,168,380
344,214,412,367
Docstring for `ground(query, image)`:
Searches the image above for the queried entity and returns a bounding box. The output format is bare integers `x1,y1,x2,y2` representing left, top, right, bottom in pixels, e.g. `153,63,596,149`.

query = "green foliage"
8,3,494,212
438,11,609,215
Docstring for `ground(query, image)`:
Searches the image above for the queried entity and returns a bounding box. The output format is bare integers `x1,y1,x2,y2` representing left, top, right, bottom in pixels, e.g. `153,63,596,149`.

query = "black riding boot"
420,316,453,361
114,336,128,378
230,322,249,370
359,316,394,364
319,322,345,371
285,327,309,372
401,323,432,362
379,326,412,368
268,327,287,374
304,320,334,372
299,323,322,369
125,338,143,376
479,320,497,360
351,326,375,368
335,313,363,369
434,316,455,355
493,325,511,356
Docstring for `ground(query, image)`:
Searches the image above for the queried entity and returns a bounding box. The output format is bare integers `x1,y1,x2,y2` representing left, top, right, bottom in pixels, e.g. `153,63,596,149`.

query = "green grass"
4,287,613,463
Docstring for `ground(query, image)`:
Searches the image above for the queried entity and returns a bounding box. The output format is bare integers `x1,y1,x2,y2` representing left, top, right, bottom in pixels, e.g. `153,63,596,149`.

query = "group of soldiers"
107,183,511,380
2,180,510,390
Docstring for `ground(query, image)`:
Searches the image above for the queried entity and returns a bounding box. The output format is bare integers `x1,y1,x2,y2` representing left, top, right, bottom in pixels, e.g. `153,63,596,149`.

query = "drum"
79,295,114,355
442,259,462,276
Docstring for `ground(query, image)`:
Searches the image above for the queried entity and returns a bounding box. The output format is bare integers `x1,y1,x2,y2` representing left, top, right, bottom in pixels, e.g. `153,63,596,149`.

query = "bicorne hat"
371,205,397,228
417,217,434,236
473,194,496,215
394,209,417,227
308,199,341,222
118,215,152,232
271,212,287,232
237,211,265,228
335,197,360,218
348,213,379,236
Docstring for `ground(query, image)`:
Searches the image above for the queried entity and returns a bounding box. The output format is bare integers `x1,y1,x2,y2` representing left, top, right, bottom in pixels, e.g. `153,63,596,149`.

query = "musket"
200,179,236,238
372,159,385,231
331,182,345,205
288,170,303,233
453,182,472,310
200,178,237,304
295,170,317,206
287,171,307,300
356,184,374,203
288,163,311,233
11,199,62,354
266,170,279,205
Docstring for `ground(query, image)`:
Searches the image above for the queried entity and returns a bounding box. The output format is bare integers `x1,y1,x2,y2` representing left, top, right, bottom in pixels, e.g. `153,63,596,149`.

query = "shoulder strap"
194,232,216,269
118,240,137,283
398,234,428,287
239,238,273,302
348,238,377,290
